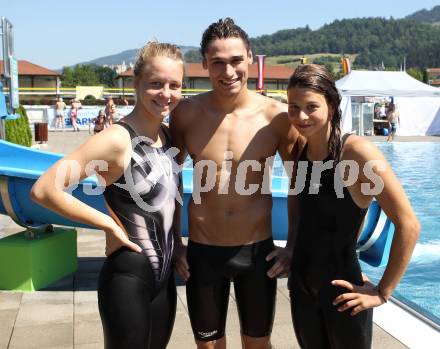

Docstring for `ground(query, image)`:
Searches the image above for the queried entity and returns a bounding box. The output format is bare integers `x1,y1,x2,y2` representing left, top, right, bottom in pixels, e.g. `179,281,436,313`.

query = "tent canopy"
336,71,440,97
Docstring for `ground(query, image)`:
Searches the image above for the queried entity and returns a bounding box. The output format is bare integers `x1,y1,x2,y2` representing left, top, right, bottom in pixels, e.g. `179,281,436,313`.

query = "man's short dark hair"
200,18,251,57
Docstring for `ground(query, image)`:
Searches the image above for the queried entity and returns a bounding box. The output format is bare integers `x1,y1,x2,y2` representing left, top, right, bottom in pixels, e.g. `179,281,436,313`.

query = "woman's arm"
333,137,420,314
31,125,141,255
267,102,303,278
356,140,419,298
169,105,190,280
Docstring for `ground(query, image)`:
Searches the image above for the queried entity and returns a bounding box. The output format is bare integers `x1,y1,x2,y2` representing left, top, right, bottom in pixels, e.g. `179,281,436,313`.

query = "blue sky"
2,0,440,69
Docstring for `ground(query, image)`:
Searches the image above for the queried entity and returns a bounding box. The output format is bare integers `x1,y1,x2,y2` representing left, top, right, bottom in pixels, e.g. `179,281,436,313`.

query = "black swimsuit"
289,138,373,349
98,122,178,349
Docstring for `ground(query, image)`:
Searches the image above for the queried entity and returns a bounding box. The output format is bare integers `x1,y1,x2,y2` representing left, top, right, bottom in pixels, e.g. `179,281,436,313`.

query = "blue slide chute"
356,200,395,267
0,140,393,267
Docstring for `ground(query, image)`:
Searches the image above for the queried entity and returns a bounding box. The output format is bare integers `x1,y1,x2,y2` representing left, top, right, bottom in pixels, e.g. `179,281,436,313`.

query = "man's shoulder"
251,94,296,141
255,93,287,120
172,94,208,119
170,94,206,132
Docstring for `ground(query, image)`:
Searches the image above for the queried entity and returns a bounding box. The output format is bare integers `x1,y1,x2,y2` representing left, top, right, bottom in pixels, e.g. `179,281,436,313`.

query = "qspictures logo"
54,136,386,212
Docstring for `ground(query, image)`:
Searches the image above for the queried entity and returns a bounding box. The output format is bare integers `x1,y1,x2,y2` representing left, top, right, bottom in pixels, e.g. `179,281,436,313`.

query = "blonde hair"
133,41,184,77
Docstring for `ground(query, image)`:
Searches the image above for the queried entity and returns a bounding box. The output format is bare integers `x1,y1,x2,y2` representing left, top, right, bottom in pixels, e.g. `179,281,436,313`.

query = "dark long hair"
287,64,342,161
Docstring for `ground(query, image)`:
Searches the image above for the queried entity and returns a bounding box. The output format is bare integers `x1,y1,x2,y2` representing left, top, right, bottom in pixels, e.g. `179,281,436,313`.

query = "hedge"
5,105,32,147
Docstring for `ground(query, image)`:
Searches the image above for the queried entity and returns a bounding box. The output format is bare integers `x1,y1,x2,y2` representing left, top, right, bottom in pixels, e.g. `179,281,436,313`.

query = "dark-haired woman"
286,64,419,348
89,109,106,134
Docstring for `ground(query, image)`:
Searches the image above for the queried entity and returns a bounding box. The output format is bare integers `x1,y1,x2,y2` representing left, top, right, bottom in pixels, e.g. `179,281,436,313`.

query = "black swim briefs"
186,237,277,341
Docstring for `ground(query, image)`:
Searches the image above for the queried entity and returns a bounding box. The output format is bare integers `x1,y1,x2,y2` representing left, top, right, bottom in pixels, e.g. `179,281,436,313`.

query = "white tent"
337,71,440,97
336,71,440,136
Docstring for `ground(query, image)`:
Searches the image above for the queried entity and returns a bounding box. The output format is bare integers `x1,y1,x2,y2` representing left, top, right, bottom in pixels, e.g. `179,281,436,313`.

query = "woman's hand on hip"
104,224,141,256
331,277,387,316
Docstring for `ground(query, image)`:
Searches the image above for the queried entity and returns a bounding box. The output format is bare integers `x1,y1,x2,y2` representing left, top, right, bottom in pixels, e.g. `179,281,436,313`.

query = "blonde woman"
32,42,184,349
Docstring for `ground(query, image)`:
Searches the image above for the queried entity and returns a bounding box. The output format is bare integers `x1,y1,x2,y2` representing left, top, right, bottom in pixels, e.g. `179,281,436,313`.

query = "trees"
407,67,425,82
61,67,75,87
61,65,117,87
248,17,440,70
406,5,440,23
184,50,203,63
95,66,118,87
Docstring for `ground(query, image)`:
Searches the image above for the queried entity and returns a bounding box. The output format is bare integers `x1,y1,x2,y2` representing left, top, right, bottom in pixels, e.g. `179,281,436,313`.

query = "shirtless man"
55,97,66,130
386,102,400,142
170,18,299,349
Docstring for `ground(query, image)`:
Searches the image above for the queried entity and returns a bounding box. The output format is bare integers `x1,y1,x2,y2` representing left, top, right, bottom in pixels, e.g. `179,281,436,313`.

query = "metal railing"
2,86,288,98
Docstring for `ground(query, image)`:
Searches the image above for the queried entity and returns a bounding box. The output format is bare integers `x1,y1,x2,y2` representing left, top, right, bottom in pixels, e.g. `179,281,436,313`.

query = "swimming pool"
363,142,440,324
274,142,440,323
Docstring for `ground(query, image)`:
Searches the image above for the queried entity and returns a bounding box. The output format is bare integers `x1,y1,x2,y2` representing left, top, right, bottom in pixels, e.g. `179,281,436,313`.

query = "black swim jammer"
186,238,277,342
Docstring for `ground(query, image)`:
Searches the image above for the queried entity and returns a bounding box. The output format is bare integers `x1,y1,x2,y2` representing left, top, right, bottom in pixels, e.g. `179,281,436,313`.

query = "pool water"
363,142,440,323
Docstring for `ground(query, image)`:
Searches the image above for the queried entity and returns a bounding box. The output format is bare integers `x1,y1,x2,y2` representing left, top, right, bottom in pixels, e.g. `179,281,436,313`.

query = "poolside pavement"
0,130,415,348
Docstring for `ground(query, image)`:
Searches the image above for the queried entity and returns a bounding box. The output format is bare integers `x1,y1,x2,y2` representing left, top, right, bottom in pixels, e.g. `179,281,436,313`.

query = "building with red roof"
0,60,61,102
118,63,294,93
0,60,60,87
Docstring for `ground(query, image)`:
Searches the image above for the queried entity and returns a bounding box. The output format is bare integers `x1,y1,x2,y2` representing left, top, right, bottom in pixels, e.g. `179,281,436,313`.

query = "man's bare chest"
184,115,279,164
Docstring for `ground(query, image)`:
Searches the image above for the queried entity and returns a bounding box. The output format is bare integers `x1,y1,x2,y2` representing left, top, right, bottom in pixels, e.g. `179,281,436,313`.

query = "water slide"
356,200,394,267
0,140,392,266
0,140,108,230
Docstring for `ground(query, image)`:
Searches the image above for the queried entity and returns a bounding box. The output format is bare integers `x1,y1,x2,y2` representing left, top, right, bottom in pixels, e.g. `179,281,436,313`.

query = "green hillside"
266,53,357,68
406,5,440,24
185,15,440,74
250,18,440,70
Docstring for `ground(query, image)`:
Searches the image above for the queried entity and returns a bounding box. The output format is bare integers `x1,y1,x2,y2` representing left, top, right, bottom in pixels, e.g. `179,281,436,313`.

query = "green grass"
265,53,358,70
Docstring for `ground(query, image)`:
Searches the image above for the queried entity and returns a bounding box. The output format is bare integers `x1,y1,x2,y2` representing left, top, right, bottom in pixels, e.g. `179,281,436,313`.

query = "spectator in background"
105,96,115,116
374,103,381,119
105,103,118,126
379,103,387,119
109,104,122,123
122,97,129,106
89,109,106,134
70,98,82,132
55,97,66,130
386,102,400,142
